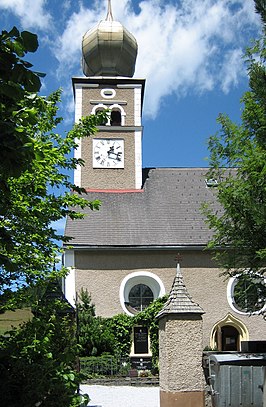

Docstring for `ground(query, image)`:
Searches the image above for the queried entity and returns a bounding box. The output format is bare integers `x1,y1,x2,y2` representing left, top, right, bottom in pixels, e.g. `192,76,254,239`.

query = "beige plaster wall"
159,314,204,392
80,130,137,190
79,84,139,190
74,249,266,347
82,86,135,124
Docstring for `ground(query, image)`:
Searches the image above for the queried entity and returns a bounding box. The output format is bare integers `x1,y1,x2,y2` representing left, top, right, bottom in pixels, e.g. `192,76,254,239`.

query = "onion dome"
82,0,138,77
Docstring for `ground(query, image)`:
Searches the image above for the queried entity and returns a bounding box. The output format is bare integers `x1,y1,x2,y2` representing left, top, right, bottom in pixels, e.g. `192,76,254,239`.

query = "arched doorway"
215,325,240,351
210,313,249,351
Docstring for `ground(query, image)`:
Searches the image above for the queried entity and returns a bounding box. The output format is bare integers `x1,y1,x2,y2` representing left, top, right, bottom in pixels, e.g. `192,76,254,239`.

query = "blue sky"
0,0,260,170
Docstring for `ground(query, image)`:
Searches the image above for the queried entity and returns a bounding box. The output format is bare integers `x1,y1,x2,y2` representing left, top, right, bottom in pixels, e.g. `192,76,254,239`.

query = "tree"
0,282,88,407
0,26,44,179
0,28,107,306
0,89,105,305
77,289,116,357
204,0,266,312
0,26,108,406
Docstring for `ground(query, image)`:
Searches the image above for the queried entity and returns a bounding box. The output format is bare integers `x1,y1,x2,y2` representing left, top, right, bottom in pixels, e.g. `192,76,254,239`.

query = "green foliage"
0,27,108,300
0,26,44,178
106,313,133,357
0,283,89,407
0,80,107,304
77,290,167,372
80,355,129,377
77,289,115,357
204,0,266,306
0,26,108,406
0,88,105,300
133,296,168,371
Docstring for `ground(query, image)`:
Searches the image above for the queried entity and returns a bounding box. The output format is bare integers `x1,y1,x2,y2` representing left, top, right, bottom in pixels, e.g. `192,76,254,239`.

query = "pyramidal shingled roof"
157,263,204,319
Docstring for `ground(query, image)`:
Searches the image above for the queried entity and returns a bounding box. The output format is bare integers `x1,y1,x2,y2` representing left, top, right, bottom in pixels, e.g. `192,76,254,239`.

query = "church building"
63,1,265,360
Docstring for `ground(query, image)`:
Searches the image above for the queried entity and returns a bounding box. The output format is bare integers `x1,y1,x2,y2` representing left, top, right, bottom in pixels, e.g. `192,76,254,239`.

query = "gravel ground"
81,384,159,407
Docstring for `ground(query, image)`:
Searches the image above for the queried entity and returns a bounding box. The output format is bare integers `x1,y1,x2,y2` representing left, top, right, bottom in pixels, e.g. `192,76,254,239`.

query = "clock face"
93,138,124,168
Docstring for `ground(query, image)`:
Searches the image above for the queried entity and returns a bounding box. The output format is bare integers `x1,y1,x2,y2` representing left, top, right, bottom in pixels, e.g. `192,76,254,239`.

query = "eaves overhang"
63,244,209,251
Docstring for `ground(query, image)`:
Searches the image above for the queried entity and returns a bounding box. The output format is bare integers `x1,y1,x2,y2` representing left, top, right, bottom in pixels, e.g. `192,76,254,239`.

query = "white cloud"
52,0,260,118
220,49,244,93
0,0,52,29
128,0,260,117
52,4,102,79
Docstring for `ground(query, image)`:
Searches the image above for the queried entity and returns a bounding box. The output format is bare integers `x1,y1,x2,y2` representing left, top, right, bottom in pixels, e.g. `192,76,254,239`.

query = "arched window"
109,104,126,126
95,108,108,126
91,104,109,125
110,110,121,126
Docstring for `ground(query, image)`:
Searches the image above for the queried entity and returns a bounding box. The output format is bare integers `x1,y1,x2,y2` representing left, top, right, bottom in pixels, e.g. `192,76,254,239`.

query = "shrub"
133,295,168,372
77,289,168,374
0,297,88,407
80,355,130,377
106,313,133,358
77,289,115,357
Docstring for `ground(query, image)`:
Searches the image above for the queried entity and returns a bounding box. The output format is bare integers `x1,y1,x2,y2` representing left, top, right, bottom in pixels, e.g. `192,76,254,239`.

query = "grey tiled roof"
156,263,204,318
64,168,219,247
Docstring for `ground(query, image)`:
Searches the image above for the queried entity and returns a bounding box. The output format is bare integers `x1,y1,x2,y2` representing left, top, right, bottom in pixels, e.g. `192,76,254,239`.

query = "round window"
120,271,165,316
128,284,154,313
233,274,266,313
228,274,266,314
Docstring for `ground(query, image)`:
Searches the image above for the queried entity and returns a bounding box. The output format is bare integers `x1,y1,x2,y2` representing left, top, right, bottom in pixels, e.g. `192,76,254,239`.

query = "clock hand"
107,146,115,157
107,147,121,161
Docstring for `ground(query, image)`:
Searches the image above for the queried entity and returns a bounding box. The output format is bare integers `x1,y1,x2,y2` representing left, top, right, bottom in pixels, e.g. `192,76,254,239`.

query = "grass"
0,308,33,335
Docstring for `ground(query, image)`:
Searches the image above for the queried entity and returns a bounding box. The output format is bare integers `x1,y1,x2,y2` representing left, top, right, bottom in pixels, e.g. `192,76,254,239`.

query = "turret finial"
106,0,113,21
175,253,183,276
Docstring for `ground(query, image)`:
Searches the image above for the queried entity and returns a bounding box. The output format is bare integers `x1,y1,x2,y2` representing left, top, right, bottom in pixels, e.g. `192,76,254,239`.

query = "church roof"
64,168,220,248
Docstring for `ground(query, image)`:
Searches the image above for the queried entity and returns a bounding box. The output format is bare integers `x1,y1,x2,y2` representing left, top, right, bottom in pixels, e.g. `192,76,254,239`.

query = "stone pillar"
157,262,205,407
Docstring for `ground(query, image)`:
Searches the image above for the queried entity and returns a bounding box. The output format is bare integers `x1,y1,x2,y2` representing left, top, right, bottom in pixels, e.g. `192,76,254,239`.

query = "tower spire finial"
106,0,113,21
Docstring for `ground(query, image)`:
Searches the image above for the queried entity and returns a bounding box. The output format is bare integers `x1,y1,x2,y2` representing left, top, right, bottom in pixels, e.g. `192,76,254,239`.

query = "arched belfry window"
96,109,108,126
111,110,121,126
92,104,108,125
110,104,126,126
92,104,125,126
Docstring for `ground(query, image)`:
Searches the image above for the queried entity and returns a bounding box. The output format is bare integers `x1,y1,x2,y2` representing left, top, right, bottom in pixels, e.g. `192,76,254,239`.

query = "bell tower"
73,0,145,191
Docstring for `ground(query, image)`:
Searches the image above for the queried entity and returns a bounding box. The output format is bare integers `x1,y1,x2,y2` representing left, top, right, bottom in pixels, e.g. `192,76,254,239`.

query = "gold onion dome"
82,0,138,77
